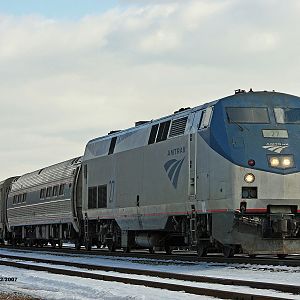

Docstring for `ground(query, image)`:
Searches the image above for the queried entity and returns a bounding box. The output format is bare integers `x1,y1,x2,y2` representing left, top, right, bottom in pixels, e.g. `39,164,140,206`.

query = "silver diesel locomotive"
3,90,300,257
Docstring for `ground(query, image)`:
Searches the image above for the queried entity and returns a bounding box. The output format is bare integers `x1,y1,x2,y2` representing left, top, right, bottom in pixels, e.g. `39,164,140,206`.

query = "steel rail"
0,258,294,300
1,244,300,267
0,253,299,295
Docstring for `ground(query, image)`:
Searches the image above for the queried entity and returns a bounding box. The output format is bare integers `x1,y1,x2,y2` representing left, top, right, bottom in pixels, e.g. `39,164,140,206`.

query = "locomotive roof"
86,98,219,146
83,99,216,161
87,90,298,146
84,90,299,161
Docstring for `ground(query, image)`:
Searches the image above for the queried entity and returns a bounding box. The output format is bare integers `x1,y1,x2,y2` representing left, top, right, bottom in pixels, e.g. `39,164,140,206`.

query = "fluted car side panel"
7,157,82,230
7,199,72,226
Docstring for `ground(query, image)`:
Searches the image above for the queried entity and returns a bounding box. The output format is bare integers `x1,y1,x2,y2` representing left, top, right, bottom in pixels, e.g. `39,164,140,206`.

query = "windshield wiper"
226,113,248,131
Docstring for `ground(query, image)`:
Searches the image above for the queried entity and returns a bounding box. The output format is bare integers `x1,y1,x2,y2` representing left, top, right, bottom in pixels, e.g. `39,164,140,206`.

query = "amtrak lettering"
167,146,185,156
262,143,288,154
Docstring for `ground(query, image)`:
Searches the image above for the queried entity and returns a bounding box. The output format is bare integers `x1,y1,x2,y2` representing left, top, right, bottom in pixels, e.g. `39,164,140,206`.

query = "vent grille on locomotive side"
169,117,188,138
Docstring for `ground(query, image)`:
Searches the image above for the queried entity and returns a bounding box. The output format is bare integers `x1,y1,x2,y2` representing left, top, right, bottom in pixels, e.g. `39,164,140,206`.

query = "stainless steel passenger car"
6,157,82,247
0,177,18,243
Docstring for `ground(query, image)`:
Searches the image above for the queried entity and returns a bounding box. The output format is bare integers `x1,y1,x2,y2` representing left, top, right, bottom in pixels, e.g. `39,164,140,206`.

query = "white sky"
1,0,300,179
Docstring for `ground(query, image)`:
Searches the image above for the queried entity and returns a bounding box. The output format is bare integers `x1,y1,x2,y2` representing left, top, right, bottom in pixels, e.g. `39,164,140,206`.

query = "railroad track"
1,244,300,267
0,253,299,299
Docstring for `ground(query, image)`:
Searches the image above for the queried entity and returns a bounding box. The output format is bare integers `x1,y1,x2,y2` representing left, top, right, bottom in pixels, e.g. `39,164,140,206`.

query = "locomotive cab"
205,91,300,256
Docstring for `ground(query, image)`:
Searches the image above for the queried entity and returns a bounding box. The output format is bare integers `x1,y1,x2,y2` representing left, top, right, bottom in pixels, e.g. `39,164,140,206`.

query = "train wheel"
123,247,131,253
85,242,91,251
149,247,155,254
75,241,81,250
108,242,116,252
197,244,207,257
223,246,234,258
58,240,63,249
277,254,287,259
248,254,256,258
51,241,56,248
165,245,172,255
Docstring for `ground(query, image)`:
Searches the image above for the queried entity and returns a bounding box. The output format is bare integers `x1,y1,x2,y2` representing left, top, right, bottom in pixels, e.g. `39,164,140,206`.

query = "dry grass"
0,292,39,300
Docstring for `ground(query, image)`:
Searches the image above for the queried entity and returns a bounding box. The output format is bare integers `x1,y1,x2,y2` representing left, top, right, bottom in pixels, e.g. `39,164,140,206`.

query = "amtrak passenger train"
1,89,300,257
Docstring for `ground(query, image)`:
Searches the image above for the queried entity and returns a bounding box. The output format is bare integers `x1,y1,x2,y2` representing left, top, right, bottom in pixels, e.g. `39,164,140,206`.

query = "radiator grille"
169,117,188,138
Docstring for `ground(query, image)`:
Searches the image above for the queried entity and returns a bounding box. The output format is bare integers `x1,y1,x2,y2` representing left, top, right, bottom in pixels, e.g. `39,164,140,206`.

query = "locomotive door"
193,109,209,212
188,109,203,200
108,157,117,210
188,132,197,198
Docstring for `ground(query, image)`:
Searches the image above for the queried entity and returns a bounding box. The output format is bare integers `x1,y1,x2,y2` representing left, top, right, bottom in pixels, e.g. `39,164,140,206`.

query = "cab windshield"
274,108,300,124
226,107,270,124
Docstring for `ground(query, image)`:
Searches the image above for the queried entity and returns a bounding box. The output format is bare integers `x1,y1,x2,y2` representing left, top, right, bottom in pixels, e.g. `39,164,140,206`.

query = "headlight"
268,155,294,169
244,173,255,183
270,157,280,167
282,157,291,167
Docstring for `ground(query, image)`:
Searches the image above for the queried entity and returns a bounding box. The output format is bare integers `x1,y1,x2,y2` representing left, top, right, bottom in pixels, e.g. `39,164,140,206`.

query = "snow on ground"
0,248,300,299
0,265,213,300
1,260,299,299
0,248,299,285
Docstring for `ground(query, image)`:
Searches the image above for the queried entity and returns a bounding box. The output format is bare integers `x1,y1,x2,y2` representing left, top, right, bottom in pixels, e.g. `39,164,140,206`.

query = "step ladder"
190,205,197,245
84,213,89,243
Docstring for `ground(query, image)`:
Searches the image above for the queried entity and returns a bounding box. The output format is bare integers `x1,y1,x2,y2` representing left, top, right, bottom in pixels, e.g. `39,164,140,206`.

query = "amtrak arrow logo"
164,157,185,188
262,143,288,153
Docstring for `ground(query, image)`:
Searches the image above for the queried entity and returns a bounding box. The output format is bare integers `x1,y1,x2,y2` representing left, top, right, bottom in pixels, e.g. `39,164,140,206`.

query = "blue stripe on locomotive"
199,91,300,174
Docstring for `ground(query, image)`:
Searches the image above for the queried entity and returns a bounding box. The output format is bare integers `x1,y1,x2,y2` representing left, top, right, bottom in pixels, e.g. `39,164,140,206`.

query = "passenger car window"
22,193,27,203
40,188,45,199
46,187,52,198
52,185,59,197
59,184,65,196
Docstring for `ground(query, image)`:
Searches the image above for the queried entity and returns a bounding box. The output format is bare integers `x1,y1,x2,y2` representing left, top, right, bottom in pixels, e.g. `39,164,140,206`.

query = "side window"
199,106,214,129
22,193,27,203
40,188,46,199
17,194,22,203
108,136,117,155
98,185,107,208
13,195,17,204
148,124,159,144
84,165,88,184
156,120,171,142
59,184,65,196
197,111,204,130
53,185,59,197
46,187,52,198
88,186,97,209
